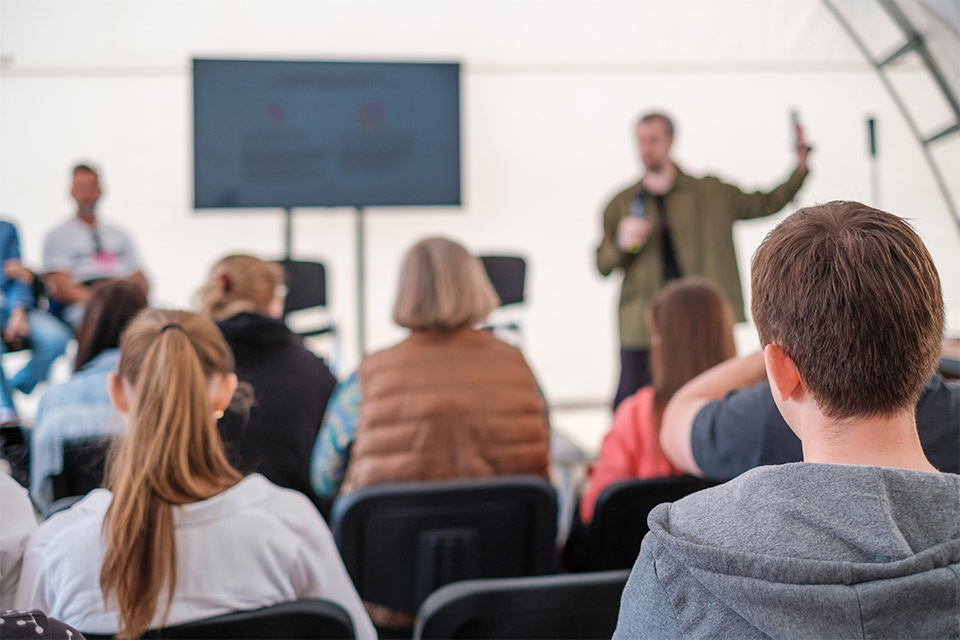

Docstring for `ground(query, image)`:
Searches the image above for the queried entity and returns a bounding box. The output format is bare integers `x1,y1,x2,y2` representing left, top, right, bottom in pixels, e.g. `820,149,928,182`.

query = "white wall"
2,0,958,409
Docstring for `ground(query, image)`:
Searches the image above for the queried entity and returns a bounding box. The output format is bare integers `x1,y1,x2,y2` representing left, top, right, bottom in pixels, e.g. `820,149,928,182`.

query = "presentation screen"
193,58,461,208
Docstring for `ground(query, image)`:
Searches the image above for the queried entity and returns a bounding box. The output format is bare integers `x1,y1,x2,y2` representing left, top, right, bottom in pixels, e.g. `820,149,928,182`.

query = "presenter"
597,112,810,409
43,164,148,328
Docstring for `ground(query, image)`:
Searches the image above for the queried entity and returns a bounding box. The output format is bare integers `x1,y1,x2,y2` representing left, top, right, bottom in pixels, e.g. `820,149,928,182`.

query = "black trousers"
614,348,651,411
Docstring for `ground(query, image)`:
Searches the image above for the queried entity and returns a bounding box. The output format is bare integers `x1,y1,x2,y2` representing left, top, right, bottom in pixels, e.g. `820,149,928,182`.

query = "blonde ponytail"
100,309,241,639
197,254,284,321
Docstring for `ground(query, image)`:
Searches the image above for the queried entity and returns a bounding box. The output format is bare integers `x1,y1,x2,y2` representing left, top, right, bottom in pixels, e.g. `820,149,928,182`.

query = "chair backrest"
414,570,630,640
279,259,328,314
49,436,114,502
578,475,716,571
82,599,354,639
479,256,526,307
331,476,558,616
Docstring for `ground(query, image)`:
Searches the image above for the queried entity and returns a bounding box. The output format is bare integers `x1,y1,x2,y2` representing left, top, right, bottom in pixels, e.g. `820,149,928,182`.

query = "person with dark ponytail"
15,309,375,639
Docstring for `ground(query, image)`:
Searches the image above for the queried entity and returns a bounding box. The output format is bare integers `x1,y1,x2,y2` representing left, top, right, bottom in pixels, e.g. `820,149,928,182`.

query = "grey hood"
615,463,960,639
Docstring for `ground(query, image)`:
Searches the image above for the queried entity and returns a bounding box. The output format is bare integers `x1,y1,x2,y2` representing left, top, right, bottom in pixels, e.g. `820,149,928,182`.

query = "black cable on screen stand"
867,117,880,207
355,206,365,358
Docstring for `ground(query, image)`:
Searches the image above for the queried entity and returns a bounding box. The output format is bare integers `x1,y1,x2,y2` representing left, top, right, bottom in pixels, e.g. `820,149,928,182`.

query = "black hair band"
160,323,187,334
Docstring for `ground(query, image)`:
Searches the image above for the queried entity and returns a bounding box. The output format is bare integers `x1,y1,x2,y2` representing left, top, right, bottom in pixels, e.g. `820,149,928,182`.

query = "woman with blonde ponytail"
14,309,376,639
198,255,337,515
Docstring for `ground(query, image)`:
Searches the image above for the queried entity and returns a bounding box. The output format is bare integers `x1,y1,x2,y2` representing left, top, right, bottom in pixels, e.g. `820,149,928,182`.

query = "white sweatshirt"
14,473,376,638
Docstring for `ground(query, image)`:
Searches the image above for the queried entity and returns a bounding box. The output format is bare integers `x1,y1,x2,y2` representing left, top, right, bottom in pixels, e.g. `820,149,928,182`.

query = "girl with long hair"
15,309,375,639
579,278,736,523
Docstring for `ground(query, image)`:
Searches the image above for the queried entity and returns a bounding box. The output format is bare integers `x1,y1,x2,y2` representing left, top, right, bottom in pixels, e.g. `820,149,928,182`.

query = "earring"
214,410,225,420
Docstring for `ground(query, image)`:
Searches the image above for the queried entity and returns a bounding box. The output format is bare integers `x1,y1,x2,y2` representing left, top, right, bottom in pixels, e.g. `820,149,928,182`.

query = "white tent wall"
1,0,958,415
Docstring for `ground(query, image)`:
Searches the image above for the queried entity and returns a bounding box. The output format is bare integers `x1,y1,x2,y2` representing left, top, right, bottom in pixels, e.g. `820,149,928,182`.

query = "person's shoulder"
0,474,36,523
38,367,112,409
616,386,655,419
605,179,644,207
96,219,135,240
43,217,80,241
662,464,798,519
923,373,960,399
27,490,111,555
228,474,324,527
674,167,726,192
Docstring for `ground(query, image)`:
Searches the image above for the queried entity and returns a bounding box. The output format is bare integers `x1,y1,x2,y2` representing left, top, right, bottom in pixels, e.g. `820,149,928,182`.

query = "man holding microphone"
597,112,810,409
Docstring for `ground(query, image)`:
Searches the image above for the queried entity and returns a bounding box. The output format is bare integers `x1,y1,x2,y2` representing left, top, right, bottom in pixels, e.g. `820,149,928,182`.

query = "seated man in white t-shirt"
42,164,148,327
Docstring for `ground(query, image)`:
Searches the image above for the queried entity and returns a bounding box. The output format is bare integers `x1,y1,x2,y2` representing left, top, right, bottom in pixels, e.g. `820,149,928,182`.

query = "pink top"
580,387,684,523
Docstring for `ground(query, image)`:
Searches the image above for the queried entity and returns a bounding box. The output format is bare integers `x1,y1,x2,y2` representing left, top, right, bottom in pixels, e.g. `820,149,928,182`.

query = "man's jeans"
0,309,72,410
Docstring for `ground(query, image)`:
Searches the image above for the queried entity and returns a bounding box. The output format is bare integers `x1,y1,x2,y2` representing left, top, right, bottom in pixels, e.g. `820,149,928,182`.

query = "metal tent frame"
823,0,960,233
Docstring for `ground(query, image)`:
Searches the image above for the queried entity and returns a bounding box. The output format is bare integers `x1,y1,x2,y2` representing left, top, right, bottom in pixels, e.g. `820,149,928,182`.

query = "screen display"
193,59,461,208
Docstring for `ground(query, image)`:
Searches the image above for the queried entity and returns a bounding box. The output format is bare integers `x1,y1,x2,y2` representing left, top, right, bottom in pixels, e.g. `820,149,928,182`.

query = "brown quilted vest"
341,327,549,493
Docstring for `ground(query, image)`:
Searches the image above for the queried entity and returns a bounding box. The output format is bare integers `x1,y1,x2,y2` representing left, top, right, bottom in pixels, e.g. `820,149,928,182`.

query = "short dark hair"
72,163,99,178
637,112,674,138
751,201,943,419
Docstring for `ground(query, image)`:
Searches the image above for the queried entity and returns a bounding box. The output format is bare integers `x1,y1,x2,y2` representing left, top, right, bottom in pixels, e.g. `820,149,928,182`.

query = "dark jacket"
596,167,807,348
217,312,337,512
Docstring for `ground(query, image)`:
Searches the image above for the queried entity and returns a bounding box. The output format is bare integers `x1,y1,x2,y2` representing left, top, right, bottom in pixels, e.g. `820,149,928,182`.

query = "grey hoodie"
614,463,960,639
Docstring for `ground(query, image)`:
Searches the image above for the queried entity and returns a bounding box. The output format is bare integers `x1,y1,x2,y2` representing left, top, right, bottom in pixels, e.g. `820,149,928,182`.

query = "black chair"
82,599,355,639
573,475,716,571
277,259,340,373
45,436,114,504
479,255,526,347
331,476,558,618
414,570,630,640
0,425,30,486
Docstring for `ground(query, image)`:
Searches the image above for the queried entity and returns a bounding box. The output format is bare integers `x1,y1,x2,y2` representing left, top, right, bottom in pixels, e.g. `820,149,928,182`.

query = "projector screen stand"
283,207,294,260
281,205,367,359
355,206,366,358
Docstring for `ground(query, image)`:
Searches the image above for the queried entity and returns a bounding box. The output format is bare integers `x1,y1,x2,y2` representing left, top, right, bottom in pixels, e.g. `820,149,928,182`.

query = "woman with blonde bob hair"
311,236,548,495
15,309,375,639
578,278,736,523
197,254,337,513
311,237,549,628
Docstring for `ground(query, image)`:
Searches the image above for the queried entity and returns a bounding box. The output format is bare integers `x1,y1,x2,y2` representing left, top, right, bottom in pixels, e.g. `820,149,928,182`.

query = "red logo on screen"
356,102,384,130
269,102,285,127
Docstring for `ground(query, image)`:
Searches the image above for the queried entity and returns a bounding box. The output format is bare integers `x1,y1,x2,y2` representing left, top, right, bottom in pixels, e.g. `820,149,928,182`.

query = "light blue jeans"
0,309,73,410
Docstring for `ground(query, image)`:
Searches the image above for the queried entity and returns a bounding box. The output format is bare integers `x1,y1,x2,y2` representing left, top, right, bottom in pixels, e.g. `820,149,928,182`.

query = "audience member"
579,278,735,523
0,610,84,639
310,237,548,628
198,254,337,514
614,201,960,638
0,471,37,610
15,309,375,639
42,164,148,327
660,352,960,480
311,237,549,500
1,219,72,426
30,280,147,508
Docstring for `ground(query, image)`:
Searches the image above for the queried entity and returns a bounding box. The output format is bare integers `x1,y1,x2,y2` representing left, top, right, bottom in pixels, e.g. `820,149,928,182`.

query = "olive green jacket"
597,166,807,349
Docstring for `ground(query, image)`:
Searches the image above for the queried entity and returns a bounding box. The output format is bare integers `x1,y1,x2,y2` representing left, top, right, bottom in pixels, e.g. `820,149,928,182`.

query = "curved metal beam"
822,0,960,234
